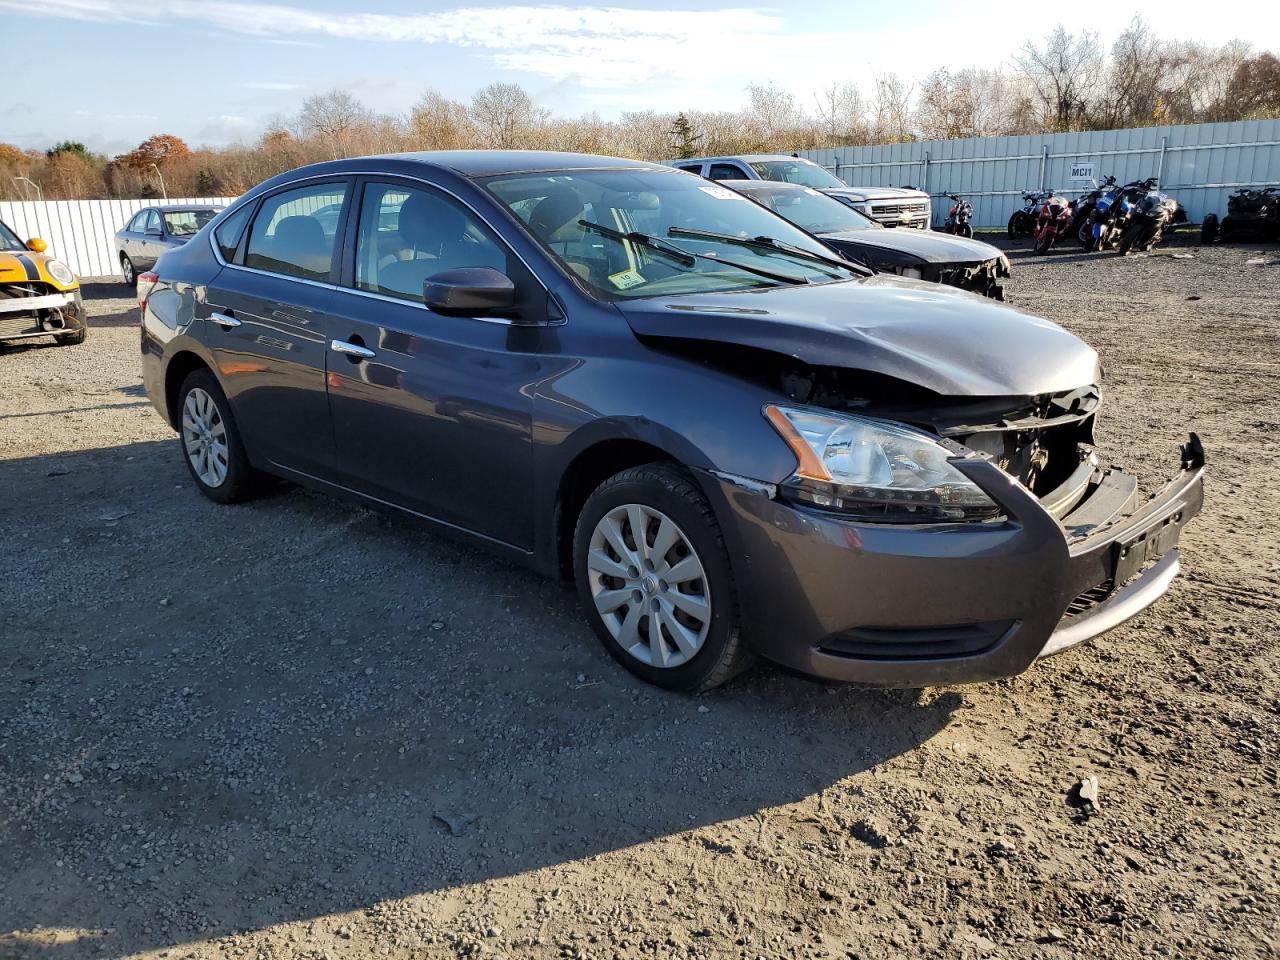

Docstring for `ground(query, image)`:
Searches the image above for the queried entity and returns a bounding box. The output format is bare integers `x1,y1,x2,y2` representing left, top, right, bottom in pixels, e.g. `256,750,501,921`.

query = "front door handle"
331,339,375,360
209,311,241,329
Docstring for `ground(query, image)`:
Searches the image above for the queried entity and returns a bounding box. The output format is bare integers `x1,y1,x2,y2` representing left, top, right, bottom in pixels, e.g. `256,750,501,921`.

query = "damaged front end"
931,255,1010,301
703,357,1204,684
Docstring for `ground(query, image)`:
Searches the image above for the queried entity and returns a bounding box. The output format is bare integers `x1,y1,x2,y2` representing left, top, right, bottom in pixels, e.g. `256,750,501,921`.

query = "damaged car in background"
0,218,86,346
723,179,1011,299
139,152,1203,693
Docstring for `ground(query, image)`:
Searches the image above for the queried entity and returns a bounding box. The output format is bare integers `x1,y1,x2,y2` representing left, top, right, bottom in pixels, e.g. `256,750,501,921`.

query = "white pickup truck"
667,154,933,229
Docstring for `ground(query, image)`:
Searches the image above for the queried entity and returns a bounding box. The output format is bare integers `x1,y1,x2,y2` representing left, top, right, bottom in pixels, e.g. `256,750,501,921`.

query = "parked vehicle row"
1201,186,1280,243
137,150,1204,693
115,204,223,285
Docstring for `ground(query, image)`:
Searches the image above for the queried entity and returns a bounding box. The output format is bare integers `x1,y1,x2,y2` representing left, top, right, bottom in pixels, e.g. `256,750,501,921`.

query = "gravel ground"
1,238,1278,960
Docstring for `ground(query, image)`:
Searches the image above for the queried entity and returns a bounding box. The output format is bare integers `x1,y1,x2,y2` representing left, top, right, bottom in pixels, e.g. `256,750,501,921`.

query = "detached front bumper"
700,436,1204,686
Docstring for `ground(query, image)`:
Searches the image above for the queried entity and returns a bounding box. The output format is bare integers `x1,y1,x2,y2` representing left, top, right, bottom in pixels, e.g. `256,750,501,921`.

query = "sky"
1,0,1277,155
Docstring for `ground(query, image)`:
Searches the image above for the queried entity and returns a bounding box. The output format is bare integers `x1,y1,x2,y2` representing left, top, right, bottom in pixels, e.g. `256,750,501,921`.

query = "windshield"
162,209,219,237
484,168,860,298
747,159,846,189
741,185,879,234
0,219,25,252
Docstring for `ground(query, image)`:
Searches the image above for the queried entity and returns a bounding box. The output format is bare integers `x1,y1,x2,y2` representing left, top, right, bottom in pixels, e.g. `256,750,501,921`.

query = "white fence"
798,119,1280,230
0,197,236,279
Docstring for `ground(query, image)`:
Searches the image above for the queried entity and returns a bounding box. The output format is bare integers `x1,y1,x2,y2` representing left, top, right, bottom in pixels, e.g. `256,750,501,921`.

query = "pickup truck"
667,154,932,229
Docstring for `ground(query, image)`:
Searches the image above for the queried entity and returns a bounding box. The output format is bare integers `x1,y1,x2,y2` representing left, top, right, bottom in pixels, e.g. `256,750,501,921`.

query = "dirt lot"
2,237,1278,960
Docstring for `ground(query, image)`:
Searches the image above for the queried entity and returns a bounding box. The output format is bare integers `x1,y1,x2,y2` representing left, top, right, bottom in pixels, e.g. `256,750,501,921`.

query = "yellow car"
0,218,87,346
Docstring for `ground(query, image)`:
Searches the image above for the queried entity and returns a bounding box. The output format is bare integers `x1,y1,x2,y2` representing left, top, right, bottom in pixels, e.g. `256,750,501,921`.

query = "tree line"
1,18,1277,202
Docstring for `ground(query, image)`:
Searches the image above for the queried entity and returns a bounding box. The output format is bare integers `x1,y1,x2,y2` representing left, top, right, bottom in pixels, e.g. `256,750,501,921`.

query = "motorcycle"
1068,175,1117,246
1032,192,1074,254
942,193,973,238
1118,179,1179,255
1084,178,1152,252
1008,190,1052,240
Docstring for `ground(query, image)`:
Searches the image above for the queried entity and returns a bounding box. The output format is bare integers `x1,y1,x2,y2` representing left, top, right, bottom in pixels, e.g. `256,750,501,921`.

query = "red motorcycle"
1033,193,1074,254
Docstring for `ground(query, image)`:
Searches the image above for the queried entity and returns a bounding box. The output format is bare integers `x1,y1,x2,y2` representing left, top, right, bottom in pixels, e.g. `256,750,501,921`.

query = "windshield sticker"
698,185,746,200
608,268,647,290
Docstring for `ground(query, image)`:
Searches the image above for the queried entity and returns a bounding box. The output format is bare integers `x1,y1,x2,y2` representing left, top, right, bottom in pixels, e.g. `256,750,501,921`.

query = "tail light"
137,272,159,315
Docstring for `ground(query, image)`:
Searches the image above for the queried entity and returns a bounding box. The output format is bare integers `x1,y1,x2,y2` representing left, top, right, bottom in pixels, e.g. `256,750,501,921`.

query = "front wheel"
958,223,973,238
58,324,87,346
1034,231,1053,255
177,368,263,504
573,463,748,692
1118,221,1145,256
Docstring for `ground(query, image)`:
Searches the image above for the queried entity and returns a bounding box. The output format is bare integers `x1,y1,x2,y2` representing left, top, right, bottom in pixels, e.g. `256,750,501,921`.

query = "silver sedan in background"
114,204,222,285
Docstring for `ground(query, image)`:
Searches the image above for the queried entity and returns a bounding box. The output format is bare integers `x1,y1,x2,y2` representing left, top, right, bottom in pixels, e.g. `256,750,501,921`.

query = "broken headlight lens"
764,404,1002,522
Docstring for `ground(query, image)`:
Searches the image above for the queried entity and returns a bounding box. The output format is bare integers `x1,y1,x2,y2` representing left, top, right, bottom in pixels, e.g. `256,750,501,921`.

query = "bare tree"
813,83,866,147
870,74,914,143
297,90,373,159
469,83,549,149
745,83,804,146
408,90,475,151
1015,26,1103,131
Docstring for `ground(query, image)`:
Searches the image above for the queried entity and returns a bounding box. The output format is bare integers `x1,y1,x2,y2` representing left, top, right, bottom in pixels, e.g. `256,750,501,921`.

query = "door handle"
331,339,376,360
209,311,241,329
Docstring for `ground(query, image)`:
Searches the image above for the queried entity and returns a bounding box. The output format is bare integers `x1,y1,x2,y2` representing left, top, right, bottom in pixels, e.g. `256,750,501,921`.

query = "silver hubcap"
122,258,133,282
181,387,229,487
587,504,711,668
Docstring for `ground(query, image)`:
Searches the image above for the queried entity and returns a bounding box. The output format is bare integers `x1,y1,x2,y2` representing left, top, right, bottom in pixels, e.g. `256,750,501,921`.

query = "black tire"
58,324,87,346
1034,232,1052,255
1007,212,1026,240
1118,221,1145,256
958,224,973,239
120,254,137,287
1200,213,1219,244
573,463,749,692
176,368,263,504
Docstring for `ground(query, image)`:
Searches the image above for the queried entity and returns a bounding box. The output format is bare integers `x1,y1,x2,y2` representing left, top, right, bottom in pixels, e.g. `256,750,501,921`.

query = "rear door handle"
331,339,376,360
210,311,241,329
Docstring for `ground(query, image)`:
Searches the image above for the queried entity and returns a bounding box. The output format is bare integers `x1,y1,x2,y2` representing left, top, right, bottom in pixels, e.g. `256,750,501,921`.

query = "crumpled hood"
822,186,929,203
618,276,1099,397
819,228,1003,265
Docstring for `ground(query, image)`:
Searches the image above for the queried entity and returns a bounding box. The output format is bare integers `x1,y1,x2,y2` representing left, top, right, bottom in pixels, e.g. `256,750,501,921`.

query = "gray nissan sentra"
138,151,1205,692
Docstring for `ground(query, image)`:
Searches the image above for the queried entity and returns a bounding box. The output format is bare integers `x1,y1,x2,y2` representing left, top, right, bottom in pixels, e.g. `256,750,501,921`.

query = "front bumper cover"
701,435,1204,686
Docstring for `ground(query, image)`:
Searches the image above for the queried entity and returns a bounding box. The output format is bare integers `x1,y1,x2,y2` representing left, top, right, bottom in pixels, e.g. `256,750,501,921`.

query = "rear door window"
708,163,746,181
244,181,348,281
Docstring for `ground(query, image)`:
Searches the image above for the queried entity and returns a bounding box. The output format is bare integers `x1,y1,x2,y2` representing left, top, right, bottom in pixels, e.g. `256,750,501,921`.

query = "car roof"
145,204,225,213
378,150,665,177
675,154,816,165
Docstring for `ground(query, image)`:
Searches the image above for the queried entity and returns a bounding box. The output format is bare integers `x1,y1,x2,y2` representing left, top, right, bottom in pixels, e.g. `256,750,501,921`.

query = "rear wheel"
177,368,263,504
573,463,748,692
1200,213,1219,244
120,254,136,287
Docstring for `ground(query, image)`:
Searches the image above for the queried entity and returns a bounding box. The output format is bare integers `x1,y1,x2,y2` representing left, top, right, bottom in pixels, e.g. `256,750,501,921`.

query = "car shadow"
0,439,962,959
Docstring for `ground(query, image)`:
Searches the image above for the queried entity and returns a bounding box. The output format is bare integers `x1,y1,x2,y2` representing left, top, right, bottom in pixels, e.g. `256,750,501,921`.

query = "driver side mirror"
423,267,515,317
26,237,47,253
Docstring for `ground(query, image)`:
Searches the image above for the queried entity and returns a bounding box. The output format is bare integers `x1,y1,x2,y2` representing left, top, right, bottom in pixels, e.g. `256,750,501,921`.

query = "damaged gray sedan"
725,178,1011,299
139,152,1203,693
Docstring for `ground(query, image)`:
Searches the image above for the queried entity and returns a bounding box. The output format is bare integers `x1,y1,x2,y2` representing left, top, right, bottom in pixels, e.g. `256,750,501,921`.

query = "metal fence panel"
0,197,236,278
798,119,1280,230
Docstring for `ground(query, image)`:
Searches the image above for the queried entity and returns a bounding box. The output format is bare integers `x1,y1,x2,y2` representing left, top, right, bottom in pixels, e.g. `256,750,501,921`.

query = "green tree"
668,113,702,159
46,140,93,160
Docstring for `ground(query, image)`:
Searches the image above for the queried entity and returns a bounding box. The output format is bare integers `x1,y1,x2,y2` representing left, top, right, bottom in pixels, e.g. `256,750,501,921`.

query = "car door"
137,209,168,270
203,179,350,482
323,176,545,550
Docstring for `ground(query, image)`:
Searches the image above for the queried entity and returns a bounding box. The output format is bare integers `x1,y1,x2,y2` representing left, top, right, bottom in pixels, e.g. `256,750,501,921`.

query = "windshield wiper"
577,220,808,286
667,226,871,277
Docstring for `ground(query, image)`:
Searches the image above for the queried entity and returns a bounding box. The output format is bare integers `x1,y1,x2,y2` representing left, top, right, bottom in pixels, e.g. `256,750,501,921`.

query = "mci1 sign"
1069,161,1096,181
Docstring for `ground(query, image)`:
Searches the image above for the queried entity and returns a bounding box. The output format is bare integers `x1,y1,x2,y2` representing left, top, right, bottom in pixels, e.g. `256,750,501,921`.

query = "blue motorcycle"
1085,178,1149,252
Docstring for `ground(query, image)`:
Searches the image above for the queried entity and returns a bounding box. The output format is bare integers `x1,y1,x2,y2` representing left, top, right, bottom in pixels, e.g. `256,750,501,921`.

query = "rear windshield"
163,209,220,237
0,219,25,251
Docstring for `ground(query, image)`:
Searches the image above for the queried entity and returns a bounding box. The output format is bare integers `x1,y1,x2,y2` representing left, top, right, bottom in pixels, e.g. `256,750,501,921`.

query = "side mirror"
423,267,515,316
26,237,47,253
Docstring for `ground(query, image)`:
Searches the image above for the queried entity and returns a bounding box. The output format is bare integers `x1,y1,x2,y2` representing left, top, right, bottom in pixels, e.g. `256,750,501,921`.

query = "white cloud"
240,81,305,91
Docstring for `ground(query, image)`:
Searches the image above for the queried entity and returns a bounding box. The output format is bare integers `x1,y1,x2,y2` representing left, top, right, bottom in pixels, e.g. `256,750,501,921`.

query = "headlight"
45,259,75,286
900,267,924,279
763,405,1001,522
